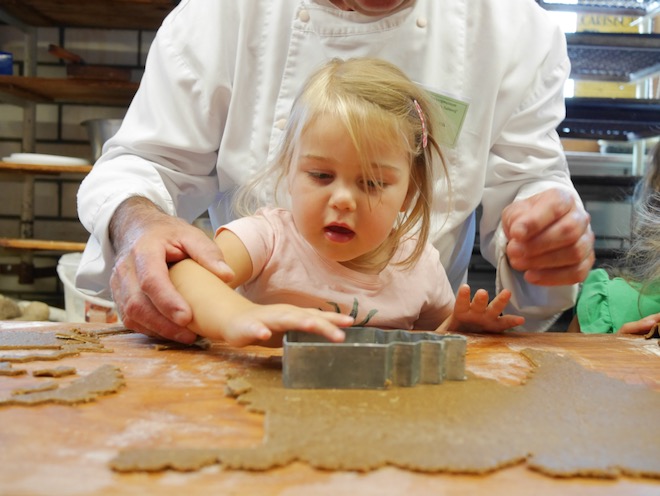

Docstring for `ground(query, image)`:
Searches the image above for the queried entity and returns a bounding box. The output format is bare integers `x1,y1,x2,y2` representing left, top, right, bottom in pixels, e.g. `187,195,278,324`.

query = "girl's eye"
361,179,386,192
308,171,333,183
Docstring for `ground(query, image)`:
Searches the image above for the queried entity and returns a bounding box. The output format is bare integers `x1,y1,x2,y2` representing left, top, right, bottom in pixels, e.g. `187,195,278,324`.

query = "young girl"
169,58,524,347
570,142,660,334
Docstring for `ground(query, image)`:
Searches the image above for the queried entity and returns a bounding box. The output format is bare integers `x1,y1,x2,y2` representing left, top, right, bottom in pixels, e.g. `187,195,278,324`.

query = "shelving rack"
1,1,659,288
537,0,660,18
542,1,660,176
567,32,660,82
0,1,176,283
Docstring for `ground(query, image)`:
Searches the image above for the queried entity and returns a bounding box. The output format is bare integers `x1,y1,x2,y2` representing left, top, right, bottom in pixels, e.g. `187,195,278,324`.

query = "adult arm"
76,1,244,340
108,197,234,343
478,11,594,330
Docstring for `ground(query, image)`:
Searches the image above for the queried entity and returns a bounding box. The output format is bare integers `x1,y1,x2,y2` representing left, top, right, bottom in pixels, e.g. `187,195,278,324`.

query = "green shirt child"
576,268,660,334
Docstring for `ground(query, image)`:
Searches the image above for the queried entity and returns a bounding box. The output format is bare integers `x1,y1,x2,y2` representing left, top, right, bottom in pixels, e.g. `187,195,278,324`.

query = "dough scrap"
0,362,26,376
110,449,222,472
0,331,63,349
153,336,212,351
110,349,660,479
11,381,58,395
0,364,124,406
0,329,112,363
0,326,131,351
32,365,77,377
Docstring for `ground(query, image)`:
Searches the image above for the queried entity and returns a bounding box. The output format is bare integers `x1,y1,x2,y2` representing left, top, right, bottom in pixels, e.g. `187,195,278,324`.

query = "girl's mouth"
324,225,356,243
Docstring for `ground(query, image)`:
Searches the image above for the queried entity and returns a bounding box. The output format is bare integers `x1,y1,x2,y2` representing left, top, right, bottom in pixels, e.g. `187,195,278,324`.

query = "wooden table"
1,321,658,496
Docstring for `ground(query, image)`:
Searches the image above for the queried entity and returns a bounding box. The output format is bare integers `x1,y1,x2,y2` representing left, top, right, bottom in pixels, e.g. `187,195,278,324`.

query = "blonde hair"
236,57,449,271
613,143,660,296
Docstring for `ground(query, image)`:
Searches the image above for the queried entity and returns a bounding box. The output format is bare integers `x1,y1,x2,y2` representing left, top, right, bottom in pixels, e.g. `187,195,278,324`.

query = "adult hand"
109,197,234,343
437,284,525,333
618,313,660,335
502,188,595,286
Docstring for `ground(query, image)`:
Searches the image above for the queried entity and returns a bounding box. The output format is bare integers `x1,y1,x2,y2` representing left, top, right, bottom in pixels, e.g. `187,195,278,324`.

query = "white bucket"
56,253,120,323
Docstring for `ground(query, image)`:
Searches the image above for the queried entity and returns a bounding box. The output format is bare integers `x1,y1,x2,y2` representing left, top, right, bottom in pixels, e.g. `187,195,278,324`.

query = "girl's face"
288,114,412,272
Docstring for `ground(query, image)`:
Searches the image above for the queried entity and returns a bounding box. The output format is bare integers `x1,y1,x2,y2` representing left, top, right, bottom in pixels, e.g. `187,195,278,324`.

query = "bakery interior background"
0,1,658,327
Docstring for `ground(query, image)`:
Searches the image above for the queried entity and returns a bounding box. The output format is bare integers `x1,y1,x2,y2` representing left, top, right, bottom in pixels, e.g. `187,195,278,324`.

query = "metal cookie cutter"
282,327,467,389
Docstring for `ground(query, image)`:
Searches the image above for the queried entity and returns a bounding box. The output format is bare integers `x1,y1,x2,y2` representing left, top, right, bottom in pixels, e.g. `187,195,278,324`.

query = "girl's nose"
329,184,357,211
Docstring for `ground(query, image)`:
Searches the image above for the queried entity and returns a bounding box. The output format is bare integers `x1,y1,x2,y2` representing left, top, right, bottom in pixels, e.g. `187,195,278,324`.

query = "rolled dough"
110,349,660,479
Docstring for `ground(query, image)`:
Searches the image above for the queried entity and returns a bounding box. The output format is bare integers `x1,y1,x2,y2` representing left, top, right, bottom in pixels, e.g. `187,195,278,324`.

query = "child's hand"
617,313,660,335
438,284,525,333
221,303,353,347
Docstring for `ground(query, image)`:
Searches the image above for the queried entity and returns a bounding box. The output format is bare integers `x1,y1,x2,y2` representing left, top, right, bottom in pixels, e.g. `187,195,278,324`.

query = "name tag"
417,83,470,148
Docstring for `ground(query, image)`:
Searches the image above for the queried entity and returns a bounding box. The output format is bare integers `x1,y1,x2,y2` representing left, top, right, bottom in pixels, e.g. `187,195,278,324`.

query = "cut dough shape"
110,349,660,479
0,364,124,406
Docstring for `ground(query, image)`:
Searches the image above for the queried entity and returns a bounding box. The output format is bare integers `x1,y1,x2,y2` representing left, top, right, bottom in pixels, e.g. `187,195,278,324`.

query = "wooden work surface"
1,321,658,496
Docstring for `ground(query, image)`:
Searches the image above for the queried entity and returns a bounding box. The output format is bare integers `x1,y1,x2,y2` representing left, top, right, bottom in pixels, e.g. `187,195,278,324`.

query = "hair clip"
413,99,428,149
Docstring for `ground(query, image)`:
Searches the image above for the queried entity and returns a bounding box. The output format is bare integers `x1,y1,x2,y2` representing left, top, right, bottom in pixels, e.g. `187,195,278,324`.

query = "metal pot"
82,119,123,162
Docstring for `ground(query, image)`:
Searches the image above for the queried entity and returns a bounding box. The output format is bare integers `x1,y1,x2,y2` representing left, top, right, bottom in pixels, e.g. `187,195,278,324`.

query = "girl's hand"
438,284,525,333
617,313,660,335
221,303,353,347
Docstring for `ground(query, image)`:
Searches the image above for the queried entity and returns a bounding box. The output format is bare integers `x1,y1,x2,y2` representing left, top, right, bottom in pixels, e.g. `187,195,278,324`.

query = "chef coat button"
416,17,427,28
275,118,287,130
298,9,310,22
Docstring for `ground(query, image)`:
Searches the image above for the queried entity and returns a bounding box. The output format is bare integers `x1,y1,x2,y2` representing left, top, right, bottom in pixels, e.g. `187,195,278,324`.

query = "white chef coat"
76,0,579,331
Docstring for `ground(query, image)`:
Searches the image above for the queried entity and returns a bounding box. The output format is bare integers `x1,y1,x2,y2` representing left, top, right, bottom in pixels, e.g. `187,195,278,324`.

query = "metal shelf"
0,0,176,30
560,97,660,141
0,75,138,107
567,32,660,82
0,2,172,284
537,0,660,17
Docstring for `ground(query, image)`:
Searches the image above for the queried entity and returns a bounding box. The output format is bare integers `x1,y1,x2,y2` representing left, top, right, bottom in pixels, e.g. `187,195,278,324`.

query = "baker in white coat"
76,0,595,343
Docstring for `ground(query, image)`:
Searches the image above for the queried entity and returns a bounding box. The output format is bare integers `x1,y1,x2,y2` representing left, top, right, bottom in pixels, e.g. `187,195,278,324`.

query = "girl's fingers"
454,284,473,313
487,289,512,316
471,289,489,312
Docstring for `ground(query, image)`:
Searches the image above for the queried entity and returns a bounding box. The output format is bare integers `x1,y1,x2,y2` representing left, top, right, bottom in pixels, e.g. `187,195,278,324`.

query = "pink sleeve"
217,210,277,283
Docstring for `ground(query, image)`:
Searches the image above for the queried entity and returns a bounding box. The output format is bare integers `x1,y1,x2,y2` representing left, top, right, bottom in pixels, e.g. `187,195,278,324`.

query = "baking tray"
282,327,466,389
